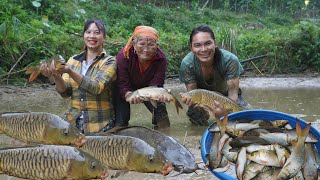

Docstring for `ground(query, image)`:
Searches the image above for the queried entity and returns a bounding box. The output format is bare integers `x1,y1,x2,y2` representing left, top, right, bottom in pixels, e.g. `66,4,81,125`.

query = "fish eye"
148,155,154,162
63,128,69,135
91,162,96,169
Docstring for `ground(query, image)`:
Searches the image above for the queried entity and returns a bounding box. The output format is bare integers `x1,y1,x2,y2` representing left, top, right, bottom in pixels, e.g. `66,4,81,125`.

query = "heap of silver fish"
206,114,319,180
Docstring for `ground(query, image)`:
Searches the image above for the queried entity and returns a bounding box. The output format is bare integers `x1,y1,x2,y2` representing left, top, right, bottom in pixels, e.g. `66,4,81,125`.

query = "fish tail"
28,70,41,82
215,114,228,135
173,96,183,114
296,122,311,142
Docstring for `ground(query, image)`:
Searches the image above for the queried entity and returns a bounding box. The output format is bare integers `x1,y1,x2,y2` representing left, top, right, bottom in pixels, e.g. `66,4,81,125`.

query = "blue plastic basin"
200,109,320,180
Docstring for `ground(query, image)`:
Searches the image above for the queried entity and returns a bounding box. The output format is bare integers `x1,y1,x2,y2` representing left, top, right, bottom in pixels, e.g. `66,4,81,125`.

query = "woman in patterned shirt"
41,19,116,134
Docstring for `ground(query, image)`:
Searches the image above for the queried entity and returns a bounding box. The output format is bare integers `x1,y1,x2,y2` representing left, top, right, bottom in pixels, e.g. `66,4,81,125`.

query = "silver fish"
278,123,311,179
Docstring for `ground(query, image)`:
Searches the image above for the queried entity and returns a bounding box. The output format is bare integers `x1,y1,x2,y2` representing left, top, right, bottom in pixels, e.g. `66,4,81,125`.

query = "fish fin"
213,161,230,172
28,70,41,82
110,170,129,178
173,96,183,114
296,122,311,141
290,140,298,147
150,100,157,108
25,66,37,74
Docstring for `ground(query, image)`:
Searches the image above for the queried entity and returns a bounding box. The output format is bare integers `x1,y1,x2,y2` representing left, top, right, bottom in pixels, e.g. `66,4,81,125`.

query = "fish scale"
80,135,172,174
181,89,244,113
0,145,107,179
0,112,85,146
0,147,69,179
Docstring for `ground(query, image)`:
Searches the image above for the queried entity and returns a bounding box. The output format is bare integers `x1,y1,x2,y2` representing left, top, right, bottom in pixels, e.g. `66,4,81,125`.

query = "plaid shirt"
59,49,116,134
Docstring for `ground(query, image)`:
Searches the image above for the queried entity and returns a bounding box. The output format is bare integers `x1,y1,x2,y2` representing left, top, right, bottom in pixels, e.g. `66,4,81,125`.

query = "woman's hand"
158,94,171,103
180,93,193,107
125,91,143,104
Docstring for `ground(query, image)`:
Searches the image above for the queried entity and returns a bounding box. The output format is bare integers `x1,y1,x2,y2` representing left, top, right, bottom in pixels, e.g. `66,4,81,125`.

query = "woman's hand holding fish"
158,94,171,103
125,91,143,104
180,93,193,106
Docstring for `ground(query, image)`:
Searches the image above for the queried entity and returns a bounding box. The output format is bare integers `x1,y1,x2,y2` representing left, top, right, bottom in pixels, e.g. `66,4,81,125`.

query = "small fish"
302,143,318,180
253,168,281,179
274,144,290,166
247,149,281,167
0,145,108,180
0,112,85,147
236,147,247,180
80,135,173,175
243,162,271,180
278,123,311,179
180,89,244,114
25,55,66,82
222,138,238,163
126,87,183,114
206,132,222,169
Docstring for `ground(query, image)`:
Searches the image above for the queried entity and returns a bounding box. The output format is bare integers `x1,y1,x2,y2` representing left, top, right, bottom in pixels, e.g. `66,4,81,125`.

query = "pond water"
0,85,319,180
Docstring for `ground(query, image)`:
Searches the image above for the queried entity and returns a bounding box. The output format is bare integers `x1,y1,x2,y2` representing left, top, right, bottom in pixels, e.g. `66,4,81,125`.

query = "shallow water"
0,86,319,180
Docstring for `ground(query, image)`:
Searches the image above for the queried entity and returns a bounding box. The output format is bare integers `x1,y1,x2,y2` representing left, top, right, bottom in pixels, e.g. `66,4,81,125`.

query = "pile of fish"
0,111,200,179
206,113,320,180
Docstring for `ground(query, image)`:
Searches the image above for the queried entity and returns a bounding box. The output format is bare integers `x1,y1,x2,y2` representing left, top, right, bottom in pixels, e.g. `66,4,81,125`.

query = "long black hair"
189,25,222,70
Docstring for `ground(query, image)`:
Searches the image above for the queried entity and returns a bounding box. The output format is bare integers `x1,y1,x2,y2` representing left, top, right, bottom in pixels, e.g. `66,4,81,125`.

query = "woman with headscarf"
41,19,116,135
113,25,170,130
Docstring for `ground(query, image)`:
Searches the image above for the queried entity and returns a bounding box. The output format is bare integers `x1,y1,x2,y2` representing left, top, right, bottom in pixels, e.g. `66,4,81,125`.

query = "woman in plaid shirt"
41,19,116,134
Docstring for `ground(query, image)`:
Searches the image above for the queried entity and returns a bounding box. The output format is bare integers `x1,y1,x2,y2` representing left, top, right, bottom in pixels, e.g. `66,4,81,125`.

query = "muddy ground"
0,73,320,179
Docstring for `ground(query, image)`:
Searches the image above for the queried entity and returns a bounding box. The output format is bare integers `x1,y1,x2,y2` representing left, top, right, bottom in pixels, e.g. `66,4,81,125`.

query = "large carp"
111,126,199,173
0,112,85,146
180,89,244,113
0,145,108,180
80,135,173,175
125,87,183,114
25,54,66,82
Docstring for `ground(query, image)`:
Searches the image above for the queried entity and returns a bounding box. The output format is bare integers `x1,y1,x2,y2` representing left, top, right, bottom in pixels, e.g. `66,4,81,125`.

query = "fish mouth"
161,163,174,176
74,134,86,147
100,169,109,180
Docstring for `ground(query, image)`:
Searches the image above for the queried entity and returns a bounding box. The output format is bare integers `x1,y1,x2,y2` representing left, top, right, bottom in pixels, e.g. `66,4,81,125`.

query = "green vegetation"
1,0,320,84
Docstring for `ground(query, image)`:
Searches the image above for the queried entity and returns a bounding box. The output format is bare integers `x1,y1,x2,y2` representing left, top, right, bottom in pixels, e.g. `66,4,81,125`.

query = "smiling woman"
112,25,172,130
179,25,252,126
39,19,117,135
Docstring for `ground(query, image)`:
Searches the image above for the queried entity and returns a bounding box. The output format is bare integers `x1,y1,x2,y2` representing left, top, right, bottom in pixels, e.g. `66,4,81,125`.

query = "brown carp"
126,87,183,114
247,149,281,167
278,123,311,179
80,135,173,175
0,145,108,180
180,89,244,113
25,54,66,82
0,112,85,146
111,126,198,173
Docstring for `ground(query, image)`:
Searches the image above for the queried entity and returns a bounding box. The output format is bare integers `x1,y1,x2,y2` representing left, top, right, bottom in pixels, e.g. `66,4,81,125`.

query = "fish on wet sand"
111,126,198,173
180,89,244,114
0,145,108,180
25,54,66,82
0,112,86,147
80,135,173,175
126,87,183,114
